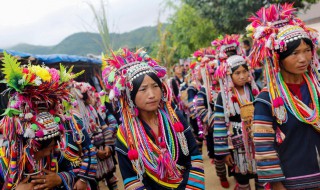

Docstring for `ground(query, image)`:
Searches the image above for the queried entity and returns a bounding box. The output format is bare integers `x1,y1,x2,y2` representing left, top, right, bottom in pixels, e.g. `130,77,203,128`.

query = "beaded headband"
228,55,247,69
275,25,310,52
30,111,62,141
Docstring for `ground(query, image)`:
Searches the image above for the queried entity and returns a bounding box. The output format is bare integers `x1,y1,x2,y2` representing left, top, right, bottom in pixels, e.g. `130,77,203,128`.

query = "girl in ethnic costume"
71,82,118,190
186,54,204,153
192,48,230,188
94,90,119,189
248,3,320,189
212,35,260,189
0,52,83,190
102,48,205,190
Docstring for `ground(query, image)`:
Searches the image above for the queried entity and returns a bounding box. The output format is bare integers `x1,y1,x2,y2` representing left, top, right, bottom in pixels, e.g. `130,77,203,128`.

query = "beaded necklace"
134,109,180,177
234,85,252,106
278,73,320,126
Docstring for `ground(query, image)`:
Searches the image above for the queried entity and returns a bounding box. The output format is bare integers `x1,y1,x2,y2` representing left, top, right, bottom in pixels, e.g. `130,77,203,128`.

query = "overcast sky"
0,0,171,48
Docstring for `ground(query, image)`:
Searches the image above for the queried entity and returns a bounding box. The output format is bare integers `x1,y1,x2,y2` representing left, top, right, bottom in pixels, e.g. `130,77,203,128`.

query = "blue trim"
0,49,102,65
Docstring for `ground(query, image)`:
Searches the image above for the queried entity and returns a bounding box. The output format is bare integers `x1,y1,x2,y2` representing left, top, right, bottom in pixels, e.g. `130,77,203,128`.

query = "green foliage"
1,51,23,92
1,108,21,117
183,0,320,34
59,64,85,83
166,3,217,62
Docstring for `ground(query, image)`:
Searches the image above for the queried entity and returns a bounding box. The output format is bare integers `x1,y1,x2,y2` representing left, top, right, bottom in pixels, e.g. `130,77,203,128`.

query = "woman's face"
231,65,249,88
196,68,202,81
34,140,56,160
134,75,162,112
281,40,312,75
85,91,96,106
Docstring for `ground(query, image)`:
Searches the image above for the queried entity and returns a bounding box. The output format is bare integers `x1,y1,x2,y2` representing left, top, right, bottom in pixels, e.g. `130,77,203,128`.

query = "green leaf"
1,108,22,117
1,51,23,91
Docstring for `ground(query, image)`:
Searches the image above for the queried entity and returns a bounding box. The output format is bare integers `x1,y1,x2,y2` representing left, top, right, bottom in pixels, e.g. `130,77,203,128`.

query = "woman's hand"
105,146,111,158
16,176,35,190
31,169,62,190
73,178,87,190
97,149,107,159
271,182,287,190
224,154,234,167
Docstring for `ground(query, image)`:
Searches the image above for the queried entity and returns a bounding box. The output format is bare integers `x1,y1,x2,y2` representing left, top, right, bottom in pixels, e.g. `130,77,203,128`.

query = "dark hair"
82,92,89,102
243,39,250,47
231,64,249,73
24,135,60,150
279,38,313,61
130,72,162,104
226,50,237,57
172,64,180,72
38,136,60,150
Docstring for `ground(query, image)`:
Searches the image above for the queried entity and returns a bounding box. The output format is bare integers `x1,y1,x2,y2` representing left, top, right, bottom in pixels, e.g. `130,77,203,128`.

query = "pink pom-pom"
272,99,279,107
173,122,184,133
35,130,44,138
272,97,284,108
134,107,139,116
278,97,284,106
72,101,78,107
252,89,259,96
59,124,64,132
99,91,106,96
128,149,139,160
157,72,165,78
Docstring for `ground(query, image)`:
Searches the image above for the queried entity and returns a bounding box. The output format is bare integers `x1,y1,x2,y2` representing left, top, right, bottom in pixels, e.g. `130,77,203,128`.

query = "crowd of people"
0,3,320,190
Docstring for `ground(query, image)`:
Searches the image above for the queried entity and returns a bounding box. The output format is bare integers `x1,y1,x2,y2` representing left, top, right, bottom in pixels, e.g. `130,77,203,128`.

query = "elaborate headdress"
247,3,320,129
192,48,219,102
0,52,83,189
215,55,259,123
211,34,244,60
102,48,189,187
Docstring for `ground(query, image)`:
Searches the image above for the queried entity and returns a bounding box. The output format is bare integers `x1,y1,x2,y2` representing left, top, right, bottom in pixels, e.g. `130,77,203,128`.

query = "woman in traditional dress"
248,3,320,189
213,35,260,189
102,48,205,190
71,82,118,189
0,52,83,190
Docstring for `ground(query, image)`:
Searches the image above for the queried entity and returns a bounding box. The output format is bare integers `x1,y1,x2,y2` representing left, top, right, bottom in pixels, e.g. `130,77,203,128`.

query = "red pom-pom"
173,122,184,132
31,115,37,122
128,149,139,160
22,68,29,74
159,142,166,148
252,89,259,96
49,109,56,115
231,96,238,103
36,130,44,138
